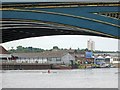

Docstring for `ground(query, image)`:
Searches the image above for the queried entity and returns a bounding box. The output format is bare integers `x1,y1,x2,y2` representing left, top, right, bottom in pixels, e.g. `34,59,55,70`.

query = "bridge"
1,1,120,43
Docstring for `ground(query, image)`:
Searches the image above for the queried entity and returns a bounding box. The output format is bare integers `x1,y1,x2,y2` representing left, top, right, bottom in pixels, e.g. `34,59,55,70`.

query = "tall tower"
87,39,95,51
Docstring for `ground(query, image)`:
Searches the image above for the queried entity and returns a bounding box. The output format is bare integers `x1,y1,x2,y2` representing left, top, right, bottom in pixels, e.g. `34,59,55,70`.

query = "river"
0,68,118,88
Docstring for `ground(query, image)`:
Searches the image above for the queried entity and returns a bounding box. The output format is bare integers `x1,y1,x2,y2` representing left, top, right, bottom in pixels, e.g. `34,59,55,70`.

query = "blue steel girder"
1,2,120,42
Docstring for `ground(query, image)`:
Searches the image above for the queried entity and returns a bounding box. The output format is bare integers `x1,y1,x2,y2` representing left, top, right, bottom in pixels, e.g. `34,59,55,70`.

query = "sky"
0,35,119,51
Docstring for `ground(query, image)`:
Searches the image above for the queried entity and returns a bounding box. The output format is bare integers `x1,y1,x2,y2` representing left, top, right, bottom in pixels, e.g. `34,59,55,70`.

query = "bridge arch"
1,2,120,43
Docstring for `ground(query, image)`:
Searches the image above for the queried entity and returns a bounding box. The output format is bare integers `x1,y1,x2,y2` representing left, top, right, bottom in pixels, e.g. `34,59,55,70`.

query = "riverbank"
1,63,119,70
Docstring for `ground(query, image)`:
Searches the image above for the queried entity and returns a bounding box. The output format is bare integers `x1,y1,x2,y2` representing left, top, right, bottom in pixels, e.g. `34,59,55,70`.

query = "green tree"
53,46,59,50
16,46,24,52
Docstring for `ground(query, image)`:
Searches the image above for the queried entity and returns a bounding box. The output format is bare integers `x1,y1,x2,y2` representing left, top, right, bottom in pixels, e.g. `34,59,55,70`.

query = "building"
94,52,120,67
13,50,75,65
94,55,113,65
85,51,94,64
0,46,13,63
87,39,95,51
66,49,94,64
110,53,120,68
94,56,105,65
112,57,120,64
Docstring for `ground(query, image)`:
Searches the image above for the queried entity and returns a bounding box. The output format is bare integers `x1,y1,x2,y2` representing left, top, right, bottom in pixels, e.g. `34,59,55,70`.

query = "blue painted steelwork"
1,2,120,42
36,6,118,24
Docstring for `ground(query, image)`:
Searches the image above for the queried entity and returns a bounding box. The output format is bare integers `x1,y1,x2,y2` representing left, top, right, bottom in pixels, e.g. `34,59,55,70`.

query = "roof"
13,50,69,58
0,46,10,54
94,55,112,59
97,56,104,58
105,56,111,58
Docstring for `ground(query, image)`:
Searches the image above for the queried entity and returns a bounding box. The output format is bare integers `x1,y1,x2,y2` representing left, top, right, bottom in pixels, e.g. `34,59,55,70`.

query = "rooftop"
0,46,10,54
13,50,69,58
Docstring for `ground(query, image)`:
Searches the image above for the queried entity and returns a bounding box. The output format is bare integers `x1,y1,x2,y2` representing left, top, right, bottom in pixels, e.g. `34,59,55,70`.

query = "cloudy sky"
0,35,119,51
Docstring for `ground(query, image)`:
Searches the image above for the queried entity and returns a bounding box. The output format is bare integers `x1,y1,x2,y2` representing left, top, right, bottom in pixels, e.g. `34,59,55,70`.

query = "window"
56,58,61,61
1,58,7,60
119,58,120,61
48,58,52,61
105,58,110,62
52,58,56,61
80,54,85,57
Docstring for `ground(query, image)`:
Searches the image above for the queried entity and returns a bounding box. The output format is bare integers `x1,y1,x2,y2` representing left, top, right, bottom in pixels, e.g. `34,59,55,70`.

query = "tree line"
8,46,118,53
9,46,44,53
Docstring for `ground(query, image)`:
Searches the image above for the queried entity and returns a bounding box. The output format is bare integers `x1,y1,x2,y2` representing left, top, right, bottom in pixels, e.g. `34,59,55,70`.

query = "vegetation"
9,46,44,53
78,65,86,69
8,46,118,53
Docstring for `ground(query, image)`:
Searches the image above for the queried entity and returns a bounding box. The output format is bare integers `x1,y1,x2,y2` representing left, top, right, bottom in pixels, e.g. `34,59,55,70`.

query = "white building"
94,55,113,65
13,50,75,65
111,57,120,64
87,39,95,51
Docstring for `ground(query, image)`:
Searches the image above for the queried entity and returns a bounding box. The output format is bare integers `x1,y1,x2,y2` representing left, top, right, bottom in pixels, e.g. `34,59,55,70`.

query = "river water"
0,68,118,88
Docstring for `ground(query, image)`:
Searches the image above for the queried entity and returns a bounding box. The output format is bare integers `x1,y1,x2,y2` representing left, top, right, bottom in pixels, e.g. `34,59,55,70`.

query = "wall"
47,57,62,64
61,53,75,65
16,58,47,64
2,63,52,70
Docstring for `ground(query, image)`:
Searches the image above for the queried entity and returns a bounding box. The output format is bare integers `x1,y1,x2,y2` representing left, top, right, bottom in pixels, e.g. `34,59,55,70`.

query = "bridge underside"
2,19,110,42
1,2,120,43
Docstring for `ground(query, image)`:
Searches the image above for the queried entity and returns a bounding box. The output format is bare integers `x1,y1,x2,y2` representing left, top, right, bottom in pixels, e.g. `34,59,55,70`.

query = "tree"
16,46,24,52
28,47,33,51
53,46,59,50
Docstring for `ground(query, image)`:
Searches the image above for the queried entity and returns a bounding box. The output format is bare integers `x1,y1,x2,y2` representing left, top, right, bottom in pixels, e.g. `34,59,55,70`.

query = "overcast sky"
0,35,119,51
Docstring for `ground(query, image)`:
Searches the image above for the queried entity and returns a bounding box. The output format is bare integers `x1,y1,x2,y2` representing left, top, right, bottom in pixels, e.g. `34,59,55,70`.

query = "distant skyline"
0,35,119,51
87,39,95,51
